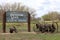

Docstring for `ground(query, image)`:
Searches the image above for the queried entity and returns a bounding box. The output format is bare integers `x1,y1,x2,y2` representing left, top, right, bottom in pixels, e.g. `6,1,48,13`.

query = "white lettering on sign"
10,14,24,16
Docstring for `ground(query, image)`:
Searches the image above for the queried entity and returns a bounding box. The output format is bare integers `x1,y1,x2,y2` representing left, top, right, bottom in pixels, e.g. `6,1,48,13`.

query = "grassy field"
0,32,60,40
0,23,35,33
0,22,60,40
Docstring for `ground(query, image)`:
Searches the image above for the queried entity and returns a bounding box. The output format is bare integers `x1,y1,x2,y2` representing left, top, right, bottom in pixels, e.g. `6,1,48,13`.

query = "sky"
0,0,60,17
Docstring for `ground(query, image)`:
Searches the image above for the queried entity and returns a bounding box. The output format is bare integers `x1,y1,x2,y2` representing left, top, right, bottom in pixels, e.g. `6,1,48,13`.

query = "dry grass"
0,22,60,40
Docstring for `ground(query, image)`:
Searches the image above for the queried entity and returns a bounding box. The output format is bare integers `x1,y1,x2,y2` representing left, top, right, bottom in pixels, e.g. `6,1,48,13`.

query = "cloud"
37,0,60,17
0,0,60,17
20,0,45,10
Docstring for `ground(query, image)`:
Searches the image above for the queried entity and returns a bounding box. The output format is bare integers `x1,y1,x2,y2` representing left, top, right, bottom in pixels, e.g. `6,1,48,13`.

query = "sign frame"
3,11,31,33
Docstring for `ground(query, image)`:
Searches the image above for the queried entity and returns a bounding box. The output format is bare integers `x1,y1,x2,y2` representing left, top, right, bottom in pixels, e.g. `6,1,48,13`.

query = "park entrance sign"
6,11,28,23
3,11,31,33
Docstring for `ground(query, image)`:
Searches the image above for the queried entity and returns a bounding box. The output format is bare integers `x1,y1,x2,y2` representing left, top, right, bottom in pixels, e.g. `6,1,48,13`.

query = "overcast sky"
0,0,60,17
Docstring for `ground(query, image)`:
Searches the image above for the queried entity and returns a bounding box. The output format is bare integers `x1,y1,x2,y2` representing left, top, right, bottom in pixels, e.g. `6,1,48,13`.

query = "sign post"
28,12,31,32
3,12,6,33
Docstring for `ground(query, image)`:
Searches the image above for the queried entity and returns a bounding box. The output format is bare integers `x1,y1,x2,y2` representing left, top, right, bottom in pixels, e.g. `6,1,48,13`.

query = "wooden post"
28,12,31,32
3,12,6,33
55,22,58,32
